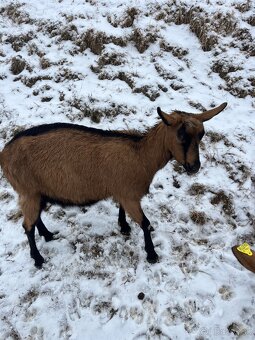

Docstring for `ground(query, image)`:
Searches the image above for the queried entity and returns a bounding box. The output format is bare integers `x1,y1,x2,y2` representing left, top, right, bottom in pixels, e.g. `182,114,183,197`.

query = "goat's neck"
140,123,172,178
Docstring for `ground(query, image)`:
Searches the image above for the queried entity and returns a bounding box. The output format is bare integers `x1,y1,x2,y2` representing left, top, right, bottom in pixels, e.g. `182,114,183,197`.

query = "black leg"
141,214,158,263
118,205,131,235
36,216,56,242
24,225,45,268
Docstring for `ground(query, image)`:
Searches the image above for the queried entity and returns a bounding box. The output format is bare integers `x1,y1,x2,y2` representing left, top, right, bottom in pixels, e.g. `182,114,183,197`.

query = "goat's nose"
185,160,200,174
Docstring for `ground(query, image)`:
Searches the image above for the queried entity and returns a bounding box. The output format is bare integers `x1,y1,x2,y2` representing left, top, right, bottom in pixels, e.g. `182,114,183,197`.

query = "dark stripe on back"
7,122,144,145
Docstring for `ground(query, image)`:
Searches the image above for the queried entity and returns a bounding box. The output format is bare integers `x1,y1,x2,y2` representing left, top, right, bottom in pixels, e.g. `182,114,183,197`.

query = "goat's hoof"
34,255,45,269
45,231,59,242
146,253,159,264
121,229,131,236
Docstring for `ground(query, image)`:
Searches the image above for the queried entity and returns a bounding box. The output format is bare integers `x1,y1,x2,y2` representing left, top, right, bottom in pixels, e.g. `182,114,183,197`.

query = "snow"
0,0,255,339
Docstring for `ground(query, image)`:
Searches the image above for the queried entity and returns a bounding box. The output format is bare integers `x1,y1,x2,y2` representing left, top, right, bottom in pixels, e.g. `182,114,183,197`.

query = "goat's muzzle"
184,160,201,175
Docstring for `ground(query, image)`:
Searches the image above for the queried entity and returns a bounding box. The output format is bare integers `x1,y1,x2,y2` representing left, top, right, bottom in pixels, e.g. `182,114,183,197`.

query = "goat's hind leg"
118,205,131,235
36,216,58,242
20,194,45,268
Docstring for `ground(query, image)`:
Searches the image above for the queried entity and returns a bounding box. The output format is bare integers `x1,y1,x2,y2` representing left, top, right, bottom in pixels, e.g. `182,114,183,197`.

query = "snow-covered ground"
0,0,254,339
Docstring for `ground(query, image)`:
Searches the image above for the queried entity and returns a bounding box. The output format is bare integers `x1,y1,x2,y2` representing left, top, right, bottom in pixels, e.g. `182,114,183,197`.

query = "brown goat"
0,103,227,268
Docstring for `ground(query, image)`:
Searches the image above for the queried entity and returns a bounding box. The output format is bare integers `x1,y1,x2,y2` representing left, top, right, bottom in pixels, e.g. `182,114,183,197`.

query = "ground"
0,0,254,339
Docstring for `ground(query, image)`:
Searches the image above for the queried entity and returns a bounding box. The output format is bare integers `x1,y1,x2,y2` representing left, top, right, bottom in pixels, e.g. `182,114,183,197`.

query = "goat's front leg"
118,205,131,235
140,214,158,263
121,200,158,263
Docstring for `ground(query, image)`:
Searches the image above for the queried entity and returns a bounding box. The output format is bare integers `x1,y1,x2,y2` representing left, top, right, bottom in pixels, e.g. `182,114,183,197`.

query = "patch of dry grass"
235,1,252,12
212,58,255,97
27,42,45,57
131,28,158,53
76,29,126,55
206,131,234,147
247,15,255,26
154,64,177,81
55,68,84,82
210,190,234,216
6,32,34,52
173,6,218,51
10,56,31,75
190,211,208,225
40,57,52,69
232,28,255,56
160,41,188,59
188,183,207,196
133,85,160,101
14,75,52,88
0,2,33,25
107,7,139,28
67,97,132,123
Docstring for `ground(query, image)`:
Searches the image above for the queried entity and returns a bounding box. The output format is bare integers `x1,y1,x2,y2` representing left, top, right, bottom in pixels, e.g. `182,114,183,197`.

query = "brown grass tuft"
206,131,224,143
40,57,52,69
67,97,132,123
121,7,139,28
97,52,126,68
235,1,252,12
133,85,160,101
154,64,177,81
0,3,33,25
77,29,107,54
160,41,188,58
190,211,207,225
189,183,207,196
59,24,78,41
131,28,158,53
172,161,185,174
228,322,247,336
27,42,45,57
232,28,255,56
212,60,242,80
76,29,126,55
10,56,29,75
210,190,234,216
14,75,52,87
115,72,135,89
247,15,255,26
6,32,34,52
55,68,83,82
174,6,218,51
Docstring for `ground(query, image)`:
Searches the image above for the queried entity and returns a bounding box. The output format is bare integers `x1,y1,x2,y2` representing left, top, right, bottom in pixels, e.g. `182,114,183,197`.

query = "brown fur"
0,103,227,267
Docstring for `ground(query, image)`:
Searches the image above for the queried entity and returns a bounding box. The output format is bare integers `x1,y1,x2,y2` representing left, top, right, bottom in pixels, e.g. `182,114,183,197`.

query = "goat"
0,102,227,268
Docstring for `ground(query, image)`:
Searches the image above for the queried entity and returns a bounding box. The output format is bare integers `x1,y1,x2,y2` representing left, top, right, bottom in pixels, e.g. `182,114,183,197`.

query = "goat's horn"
196,102,227,122
157,107,177,126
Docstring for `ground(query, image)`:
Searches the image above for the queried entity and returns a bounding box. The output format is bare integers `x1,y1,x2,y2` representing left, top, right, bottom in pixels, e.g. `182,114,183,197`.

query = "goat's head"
157,102,227,175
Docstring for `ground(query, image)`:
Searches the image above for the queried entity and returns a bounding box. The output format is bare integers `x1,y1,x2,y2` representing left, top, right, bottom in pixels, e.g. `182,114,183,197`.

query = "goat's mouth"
183,162,200,175
185,169,198,176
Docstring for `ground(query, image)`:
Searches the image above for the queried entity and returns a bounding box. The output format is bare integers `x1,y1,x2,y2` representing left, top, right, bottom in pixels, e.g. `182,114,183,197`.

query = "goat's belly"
39,172,109,204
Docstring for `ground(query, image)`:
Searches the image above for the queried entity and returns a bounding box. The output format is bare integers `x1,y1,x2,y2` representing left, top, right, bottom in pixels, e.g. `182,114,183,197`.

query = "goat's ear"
196,102,227,122
157,107,177,126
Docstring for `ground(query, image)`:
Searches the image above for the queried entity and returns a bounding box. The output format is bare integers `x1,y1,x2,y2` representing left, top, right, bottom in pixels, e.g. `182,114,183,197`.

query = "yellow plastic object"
237,243,253,256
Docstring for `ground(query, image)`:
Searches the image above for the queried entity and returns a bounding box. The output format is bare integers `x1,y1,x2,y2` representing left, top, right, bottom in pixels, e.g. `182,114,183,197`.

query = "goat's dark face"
157,102,227,175
174,118,204,175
